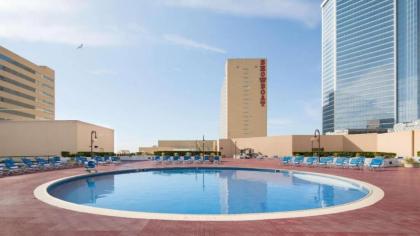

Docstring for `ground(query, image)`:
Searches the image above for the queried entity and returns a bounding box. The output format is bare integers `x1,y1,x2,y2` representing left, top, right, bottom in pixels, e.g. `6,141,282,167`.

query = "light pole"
314,129,321,161
90,130,97,158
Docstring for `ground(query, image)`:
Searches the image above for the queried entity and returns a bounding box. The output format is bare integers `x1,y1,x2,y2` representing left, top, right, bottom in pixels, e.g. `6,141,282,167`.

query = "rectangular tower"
220,58,267,139
321,0,419,133
0,46,55,120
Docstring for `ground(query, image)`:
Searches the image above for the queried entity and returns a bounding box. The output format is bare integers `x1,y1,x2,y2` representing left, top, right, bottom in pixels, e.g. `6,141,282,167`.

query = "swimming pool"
35,167,384,221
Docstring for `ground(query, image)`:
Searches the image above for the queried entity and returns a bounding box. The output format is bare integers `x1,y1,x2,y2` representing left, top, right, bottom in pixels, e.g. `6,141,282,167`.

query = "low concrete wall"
0,120,114,157
219,130,420,158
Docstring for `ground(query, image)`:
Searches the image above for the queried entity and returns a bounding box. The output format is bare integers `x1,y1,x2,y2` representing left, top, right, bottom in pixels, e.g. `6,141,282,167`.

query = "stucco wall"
75,121,114,153
343,133,377,152
219,131,420,158
219,136,293,157
0,120,114,157
377,131,413,157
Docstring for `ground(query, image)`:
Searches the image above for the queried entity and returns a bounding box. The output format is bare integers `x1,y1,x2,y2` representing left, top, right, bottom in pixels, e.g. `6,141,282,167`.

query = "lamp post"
314,129,321,162
90,130,97,158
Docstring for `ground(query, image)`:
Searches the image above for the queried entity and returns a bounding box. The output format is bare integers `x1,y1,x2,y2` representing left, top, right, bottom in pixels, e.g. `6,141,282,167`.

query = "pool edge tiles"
33,167,385,221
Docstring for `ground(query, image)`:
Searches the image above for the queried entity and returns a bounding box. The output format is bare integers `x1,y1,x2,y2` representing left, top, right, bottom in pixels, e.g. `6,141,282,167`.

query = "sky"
0,0,323,152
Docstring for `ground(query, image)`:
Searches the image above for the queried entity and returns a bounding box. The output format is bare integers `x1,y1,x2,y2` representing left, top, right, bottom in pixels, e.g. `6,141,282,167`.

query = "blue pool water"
48,168,369,214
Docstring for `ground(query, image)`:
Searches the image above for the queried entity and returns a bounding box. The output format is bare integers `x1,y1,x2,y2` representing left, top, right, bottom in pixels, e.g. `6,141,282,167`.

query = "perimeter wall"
219,130,419,158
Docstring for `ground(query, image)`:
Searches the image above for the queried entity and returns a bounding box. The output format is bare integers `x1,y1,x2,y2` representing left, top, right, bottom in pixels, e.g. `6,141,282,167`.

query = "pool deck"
1,158,420,236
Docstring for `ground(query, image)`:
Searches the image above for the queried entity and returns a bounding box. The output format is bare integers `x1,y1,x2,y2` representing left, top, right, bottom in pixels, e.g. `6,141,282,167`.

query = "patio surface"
1,158,419,236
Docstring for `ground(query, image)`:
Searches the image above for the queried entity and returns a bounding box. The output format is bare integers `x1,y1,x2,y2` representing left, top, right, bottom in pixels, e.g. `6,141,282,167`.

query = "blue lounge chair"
75,156,88,166
203,155,210,163
162,155,171,164
214,156,221,164
172,156,180,164
293,156,304,166
111,156,121,164
36,157,52,169
154,155,162,164
369,156,384,170
22,158,39,171
4,159,23,174
335,157,349,168
305,157,317,167
183,155,192,164
104,156,112,164
85,160,97,173
50,156,64,168
282,156,292,165
318,156,334,167
95,156,106,165
349,157,365,169
193,155,202,163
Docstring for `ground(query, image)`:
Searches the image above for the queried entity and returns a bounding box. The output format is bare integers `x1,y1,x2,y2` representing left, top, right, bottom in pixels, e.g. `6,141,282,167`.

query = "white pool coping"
34,168,384,221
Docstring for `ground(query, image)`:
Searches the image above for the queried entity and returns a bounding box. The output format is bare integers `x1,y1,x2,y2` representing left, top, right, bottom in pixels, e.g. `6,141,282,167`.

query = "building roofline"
321,0,330,8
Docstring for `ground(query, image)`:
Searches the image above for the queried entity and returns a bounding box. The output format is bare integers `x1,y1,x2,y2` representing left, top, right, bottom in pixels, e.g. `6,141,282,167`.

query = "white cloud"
163,34,226,54
159,0,321,27
0,0,133,46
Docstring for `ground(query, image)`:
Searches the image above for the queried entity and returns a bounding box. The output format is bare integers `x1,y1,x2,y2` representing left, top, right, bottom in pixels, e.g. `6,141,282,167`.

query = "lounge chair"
85,160,97,173
183,156,192,164
111,156,121,164
369,156,384,170
213,156,221,164
50,156,64,168
154,155,162,164
193,155,202,163
75,156,88,166
172,156,180,164
36,157,52,169
203,155,210,164
305,157,317,167
318,156,334,167
292,156,304,166
282,156,292,165
4,159,23,174
95,156,106,165
349,157,365,169
22,158,39,171
162,155,171,164
335,157,349,168
104,156,112,164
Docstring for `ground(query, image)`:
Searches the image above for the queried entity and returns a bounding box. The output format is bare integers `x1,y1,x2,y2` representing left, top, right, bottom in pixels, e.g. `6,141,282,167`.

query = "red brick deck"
1,158,419,236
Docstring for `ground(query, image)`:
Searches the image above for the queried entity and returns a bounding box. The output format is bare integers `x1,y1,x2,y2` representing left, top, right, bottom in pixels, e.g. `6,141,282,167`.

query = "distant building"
322,0,420,133
220,58,267,139
139,140,218,154
0,46,55,120
0,120,114,157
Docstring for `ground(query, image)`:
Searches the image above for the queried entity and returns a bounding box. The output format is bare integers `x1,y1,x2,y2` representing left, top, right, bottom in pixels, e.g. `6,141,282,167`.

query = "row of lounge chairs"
153,155,222,164
0,156,68,176
0,156,122,176
75,156,121,173
281,156,385,170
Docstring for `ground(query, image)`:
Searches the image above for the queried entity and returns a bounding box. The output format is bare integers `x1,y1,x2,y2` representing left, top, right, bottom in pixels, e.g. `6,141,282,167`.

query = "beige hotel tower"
220,58,267,139
0,46,55,120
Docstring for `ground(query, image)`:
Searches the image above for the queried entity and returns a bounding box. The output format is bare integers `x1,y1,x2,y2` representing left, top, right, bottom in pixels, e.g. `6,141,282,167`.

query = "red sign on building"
260,59,266,107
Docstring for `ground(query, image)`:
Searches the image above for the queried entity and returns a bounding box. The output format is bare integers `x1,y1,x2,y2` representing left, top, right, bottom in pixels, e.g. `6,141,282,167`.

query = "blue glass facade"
397,0,420,123
322,0,336,133
322,0,420,133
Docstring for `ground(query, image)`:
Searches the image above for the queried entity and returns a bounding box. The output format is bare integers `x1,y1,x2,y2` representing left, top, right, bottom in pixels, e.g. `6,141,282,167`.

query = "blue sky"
0,0,323,152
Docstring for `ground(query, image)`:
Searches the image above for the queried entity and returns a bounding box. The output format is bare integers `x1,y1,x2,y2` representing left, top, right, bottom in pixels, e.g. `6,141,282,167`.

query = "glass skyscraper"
322,0,420,133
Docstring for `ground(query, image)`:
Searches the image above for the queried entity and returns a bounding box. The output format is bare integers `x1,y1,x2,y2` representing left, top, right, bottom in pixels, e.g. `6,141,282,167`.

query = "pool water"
48,168,369,214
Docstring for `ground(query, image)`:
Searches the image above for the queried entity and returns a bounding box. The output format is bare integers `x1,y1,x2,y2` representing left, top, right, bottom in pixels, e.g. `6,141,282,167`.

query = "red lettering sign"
259,59,266,107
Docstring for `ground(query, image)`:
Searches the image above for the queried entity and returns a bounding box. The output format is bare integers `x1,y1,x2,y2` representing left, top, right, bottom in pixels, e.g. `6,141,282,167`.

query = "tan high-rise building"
0,46,55,120
220,58,267,139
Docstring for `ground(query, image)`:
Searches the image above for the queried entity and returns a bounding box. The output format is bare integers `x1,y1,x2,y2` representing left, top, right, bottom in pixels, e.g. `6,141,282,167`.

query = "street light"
90,130,97,157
